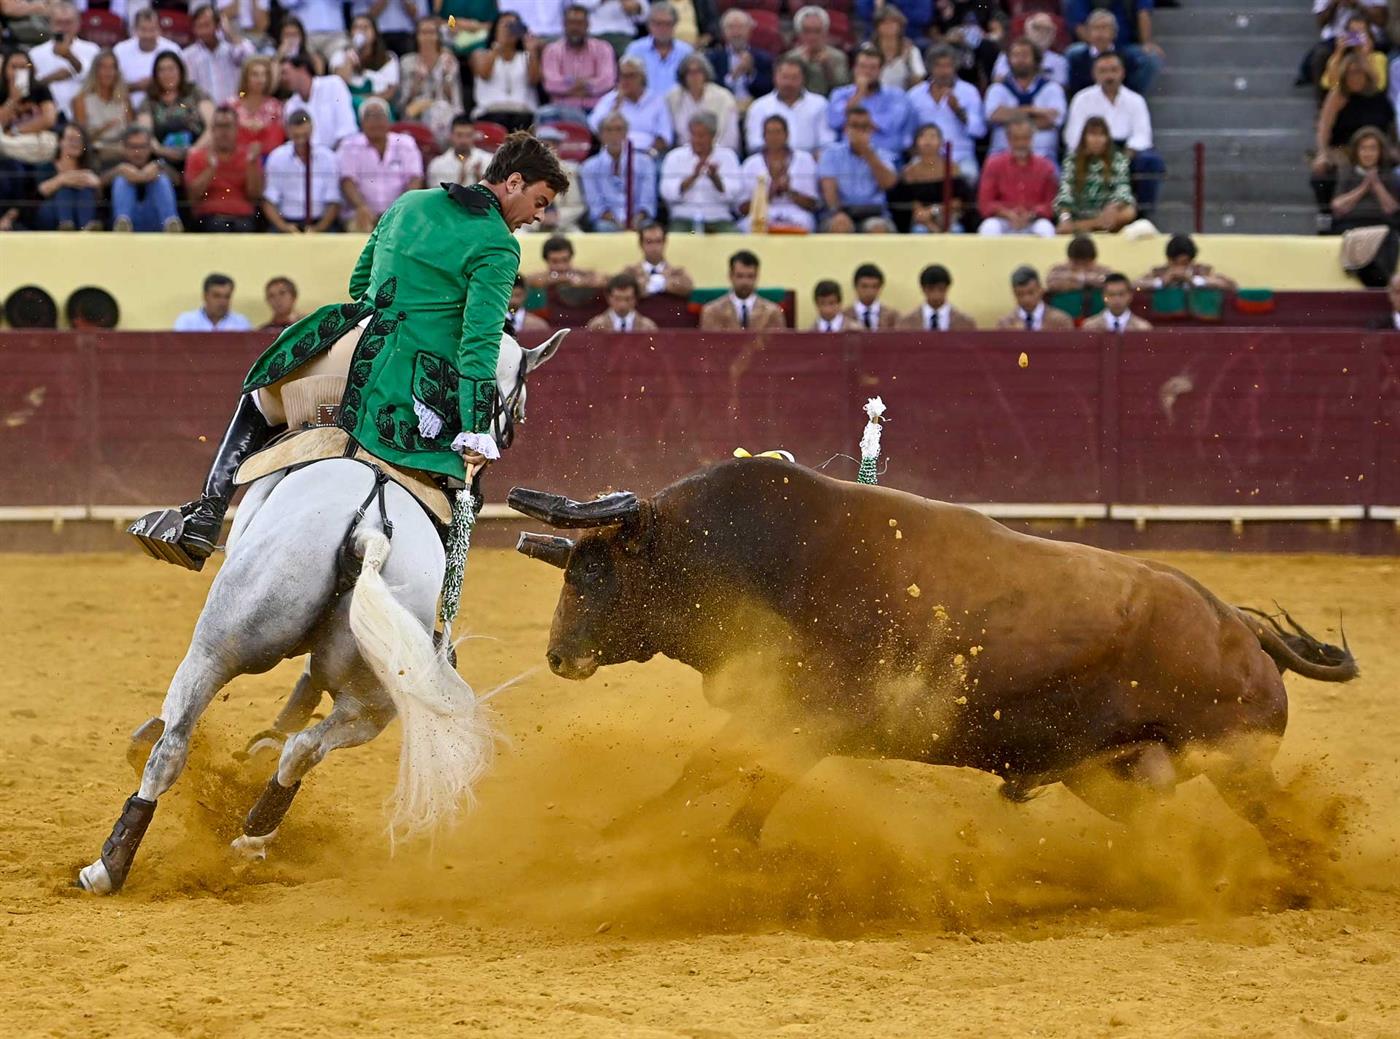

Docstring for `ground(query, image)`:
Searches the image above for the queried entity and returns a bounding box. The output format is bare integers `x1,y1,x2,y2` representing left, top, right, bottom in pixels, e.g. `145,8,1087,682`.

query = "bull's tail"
348,531,496,847
1236,604,1360,683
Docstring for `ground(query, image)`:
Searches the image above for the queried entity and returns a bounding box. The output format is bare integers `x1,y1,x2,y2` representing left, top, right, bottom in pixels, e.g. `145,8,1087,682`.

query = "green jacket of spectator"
242,184,521,482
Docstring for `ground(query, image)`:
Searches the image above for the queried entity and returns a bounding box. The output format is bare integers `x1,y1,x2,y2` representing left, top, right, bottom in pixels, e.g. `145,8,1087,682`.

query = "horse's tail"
348,530,495,846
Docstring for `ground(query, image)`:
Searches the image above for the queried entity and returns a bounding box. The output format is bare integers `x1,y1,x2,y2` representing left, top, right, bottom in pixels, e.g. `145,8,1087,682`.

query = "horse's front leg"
78,646,234,894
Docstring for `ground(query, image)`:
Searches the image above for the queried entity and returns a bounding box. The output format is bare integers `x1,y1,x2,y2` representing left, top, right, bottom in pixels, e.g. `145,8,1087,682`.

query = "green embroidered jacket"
242,184,521,482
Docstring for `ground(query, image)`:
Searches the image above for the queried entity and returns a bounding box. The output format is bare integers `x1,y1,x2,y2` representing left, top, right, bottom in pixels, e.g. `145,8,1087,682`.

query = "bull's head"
510,487,658,680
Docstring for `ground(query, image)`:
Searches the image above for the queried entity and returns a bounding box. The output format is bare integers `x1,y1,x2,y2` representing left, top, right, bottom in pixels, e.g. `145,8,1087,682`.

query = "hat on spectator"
66,287,120,330
3,286,58,329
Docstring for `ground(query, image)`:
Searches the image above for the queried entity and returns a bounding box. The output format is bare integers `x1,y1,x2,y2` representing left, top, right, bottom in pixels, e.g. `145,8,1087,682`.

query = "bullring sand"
1,550,1398,1037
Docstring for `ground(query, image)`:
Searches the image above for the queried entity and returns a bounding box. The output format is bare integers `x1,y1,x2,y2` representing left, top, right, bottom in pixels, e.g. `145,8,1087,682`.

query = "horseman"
131,132,571,571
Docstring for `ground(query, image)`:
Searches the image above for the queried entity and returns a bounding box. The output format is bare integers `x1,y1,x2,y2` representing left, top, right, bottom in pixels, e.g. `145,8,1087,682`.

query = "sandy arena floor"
1,548,1398,1038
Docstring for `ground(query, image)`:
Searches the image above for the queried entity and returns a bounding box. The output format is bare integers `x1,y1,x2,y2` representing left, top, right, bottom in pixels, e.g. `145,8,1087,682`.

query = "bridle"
489,349,529,451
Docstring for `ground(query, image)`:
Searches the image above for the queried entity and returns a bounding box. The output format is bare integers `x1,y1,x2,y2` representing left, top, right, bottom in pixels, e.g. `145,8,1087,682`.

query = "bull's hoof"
126,717,165,775
230,830,278,862
76,859,114,895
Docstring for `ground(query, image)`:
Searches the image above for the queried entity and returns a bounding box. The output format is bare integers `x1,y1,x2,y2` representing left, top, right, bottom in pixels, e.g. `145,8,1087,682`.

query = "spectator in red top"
185,105,264,232
976,117,1058,237
232,57,284,156
542,5,617,113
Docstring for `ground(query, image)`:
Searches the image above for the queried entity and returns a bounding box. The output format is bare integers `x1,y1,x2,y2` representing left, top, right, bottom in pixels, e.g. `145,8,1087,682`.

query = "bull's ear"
516,532,573,568
508,487,639,528
523,328,569,373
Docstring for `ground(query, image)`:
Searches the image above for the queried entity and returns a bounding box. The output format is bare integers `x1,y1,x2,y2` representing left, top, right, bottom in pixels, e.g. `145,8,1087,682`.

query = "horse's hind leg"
240,661,326,766
231,690,393,860
79,647,233,894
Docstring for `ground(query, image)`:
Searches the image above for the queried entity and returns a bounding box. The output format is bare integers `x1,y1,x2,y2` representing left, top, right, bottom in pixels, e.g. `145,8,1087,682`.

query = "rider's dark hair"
483,131,571,194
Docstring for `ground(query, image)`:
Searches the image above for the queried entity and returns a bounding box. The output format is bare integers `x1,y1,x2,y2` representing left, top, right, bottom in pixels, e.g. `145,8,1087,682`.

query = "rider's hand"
461,448,491,477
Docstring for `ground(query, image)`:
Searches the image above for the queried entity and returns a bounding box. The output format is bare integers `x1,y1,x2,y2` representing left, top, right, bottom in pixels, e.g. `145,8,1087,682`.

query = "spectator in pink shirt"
335,96,424,231
976,117,1059,237
542,5,617,113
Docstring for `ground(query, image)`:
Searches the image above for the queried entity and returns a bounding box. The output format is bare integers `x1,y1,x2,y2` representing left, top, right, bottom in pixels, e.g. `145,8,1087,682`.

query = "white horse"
78,329,568,895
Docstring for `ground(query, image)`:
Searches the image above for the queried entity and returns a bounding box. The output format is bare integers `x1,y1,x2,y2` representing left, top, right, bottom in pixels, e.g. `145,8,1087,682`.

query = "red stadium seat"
719,0,782,12
78,9,127,47
826,10,855,47
1011,12,1071,51
1008,0,1064,16
538,119,593,163
474,120,509,152
391,121,439,166
787,0,853,15
157,10,193,47
748,10,787,56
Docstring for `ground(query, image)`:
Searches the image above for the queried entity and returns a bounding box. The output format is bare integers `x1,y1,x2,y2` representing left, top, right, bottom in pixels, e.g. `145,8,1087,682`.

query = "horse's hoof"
230,830,277,862
77,859,114,895
235,729,287,766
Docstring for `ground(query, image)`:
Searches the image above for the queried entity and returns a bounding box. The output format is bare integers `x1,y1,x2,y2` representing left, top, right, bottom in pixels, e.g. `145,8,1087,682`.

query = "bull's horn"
516,532,573,568
507,487,640,528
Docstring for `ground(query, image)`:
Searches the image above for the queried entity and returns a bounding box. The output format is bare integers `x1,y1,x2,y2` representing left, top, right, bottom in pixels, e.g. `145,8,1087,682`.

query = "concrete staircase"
1149,0,1321,235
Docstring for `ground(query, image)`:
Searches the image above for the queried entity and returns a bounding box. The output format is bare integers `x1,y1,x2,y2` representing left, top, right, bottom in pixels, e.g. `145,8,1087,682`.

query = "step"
1152,8,1317,39
1154,66,1306,98
1153,35,1313,66
1149,96,1319,130
1150,201,1323,236
1155,128,1312,167
1156,167,1314,207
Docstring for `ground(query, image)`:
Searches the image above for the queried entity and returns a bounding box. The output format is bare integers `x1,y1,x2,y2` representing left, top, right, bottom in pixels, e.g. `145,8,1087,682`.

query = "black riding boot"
128,394,276,571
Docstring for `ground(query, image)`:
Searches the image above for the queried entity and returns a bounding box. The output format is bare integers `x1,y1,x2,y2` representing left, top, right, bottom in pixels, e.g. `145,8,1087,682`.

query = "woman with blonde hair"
1053,115,1137,233
232,57,284,156
1312,54,1395,208
72,50,133,168
665,52,738,151
397,16,463,146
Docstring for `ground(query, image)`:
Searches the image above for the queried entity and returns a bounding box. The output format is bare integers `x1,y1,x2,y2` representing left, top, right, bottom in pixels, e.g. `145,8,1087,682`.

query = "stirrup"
127,507,212,571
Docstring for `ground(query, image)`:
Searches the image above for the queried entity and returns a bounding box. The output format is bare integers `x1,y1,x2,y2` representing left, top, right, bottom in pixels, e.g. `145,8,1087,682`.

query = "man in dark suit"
707,9,774,108
1065,11,1144,96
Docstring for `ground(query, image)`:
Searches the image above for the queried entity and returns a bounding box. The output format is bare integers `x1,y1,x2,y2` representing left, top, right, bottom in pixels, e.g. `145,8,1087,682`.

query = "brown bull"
510,459,1358,862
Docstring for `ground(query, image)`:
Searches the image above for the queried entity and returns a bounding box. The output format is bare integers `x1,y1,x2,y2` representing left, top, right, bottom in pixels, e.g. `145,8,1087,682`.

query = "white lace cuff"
449,431,500,460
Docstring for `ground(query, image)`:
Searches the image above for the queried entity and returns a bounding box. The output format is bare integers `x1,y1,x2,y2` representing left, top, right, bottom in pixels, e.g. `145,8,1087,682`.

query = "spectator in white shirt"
985,37,1066,165
332,15,403,112
665,52,738,152
1063,50,1165,217
991,12,1069,88
501,0,566,39
578,0,649,54
351,0,417,55
744,57,832,157
589,56,674,152
183,4,256,106
261,109,343,231
739,114,818,233
173,273,253,331
281,53,360,149
280,0,350,61
426,114,494,186
469,10,544,129
28,2,101,120
659,109,741,231
114,8,182,110
224,0,272,46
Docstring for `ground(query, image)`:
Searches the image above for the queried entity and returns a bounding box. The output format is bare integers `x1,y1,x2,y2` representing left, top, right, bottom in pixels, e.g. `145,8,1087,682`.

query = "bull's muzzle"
548,650,599,680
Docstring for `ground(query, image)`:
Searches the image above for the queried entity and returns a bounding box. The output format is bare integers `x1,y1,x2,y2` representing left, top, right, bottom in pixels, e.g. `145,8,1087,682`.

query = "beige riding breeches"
253,321,363,428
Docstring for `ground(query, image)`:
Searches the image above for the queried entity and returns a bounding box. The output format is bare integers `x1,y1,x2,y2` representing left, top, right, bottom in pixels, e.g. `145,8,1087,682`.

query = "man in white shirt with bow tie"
897,264,977,331
996,264,1075,330
587,273,659,331
842,262,901,330
1081,272,1153,331
810,279,845,331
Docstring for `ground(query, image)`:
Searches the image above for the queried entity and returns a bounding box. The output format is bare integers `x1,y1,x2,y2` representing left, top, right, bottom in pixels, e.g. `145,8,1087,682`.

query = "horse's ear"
524,328,569,373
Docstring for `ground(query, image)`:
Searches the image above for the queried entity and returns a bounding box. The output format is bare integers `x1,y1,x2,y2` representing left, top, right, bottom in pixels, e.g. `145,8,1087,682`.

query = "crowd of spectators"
0,0,1172,234
1304,1,1400,234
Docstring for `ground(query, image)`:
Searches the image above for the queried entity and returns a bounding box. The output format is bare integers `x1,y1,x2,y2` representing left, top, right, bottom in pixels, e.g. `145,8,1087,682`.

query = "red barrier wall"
2,329,1397,511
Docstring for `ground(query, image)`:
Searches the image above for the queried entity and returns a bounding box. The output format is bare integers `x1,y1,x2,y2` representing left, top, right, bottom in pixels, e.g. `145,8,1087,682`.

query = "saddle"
235,430,454,527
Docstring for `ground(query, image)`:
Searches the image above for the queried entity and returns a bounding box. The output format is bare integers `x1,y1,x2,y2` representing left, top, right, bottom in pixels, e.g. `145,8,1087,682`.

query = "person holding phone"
27,1,101,121
469,11,542,129
1321,12,1388,91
